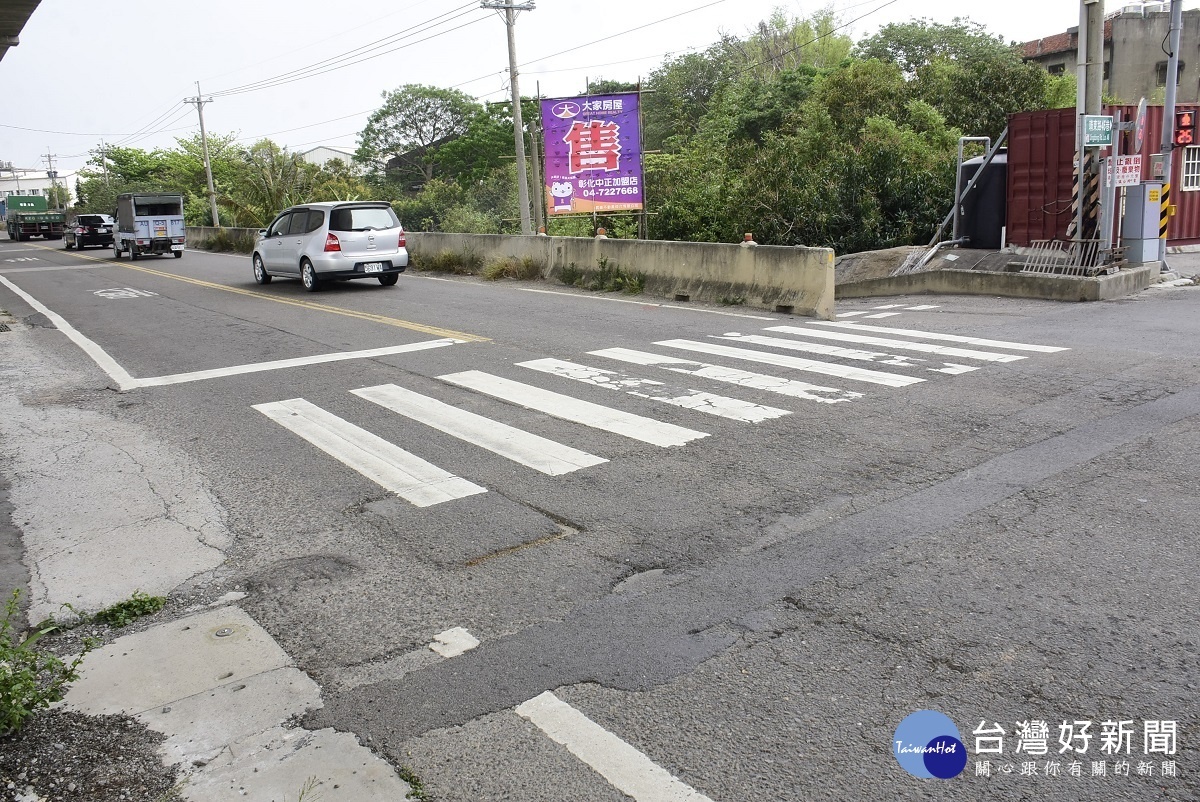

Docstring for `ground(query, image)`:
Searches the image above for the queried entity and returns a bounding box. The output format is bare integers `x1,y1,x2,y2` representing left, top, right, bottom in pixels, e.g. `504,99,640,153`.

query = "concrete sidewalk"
1,322,413,801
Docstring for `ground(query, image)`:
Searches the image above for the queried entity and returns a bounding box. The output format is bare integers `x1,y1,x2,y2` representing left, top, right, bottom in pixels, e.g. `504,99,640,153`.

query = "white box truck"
113,193,186,259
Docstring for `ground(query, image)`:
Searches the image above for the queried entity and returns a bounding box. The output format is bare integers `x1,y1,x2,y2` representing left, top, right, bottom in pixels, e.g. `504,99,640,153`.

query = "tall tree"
357,85,480,184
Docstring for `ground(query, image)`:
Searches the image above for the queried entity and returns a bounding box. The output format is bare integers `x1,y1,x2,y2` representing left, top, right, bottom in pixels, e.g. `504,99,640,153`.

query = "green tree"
221,140,318,227
858,19,1056,138
357,85,480,184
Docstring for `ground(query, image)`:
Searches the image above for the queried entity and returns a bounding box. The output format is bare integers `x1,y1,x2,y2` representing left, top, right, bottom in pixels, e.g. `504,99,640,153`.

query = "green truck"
6,195,66,241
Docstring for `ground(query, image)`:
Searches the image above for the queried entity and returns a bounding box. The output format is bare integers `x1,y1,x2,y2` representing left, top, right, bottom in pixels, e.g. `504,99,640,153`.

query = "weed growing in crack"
0,589,97,736
92,590,166,628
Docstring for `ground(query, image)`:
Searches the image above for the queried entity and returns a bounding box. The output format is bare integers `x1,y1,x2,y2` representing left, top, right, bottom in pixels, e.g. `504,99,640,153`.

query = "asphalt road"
1,236,1197,801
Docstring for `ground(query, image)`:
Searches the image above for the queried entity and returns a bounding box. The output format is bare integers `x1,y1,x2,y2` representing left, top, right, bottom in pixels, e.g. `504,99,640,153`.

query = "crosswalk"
253,318,1070,508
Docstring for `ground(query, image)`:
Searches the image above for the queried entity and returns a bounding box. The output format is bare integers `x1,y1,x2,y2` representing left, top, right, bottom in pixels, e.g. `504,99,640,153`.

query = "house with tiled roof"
1021,4,1200,104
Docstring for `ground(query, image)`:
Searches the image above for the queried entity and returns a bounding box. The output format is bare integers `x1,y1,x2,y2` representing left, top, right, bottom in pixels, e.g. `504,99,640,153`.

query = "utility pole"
529,82,545,233
1159,0,1184,267
42,148,60,209
1073,0,1105,250
184,82,220,227
99,139,110,188
482,0,535,235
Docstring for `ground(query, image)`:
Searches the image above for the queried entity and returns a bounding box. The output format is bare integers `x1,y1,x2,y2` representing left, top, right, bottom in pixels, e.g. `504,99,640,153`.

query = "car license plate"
363,263,384,273
170,245,184,251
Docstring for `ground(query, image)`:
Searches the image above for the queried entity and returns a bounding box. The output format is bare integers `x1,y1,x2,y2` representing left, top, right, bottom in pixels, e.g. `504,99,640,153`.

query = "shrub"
0,589,96,736
420,249,483,275
195,228,256,254
559,262,583,286
482,255,543,281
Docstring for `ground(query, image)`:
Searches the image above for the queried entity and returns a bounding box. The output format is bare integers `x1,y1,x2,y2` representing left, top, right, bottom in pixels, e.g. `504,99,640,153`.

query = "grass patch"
419,248,484,275
1,589,97,736
481,255,544,281
559,262,582,286
557,257,644,294
718,295,746,306
92,590,166,628
195,228,256,254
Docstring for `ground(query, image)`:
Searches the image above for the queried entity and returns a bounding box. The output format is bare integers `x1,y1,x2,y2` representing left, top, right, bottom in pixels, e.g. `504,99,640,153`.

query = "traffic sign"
1083,115,1114,147
1111,155,1143,188
1134,97,1148,152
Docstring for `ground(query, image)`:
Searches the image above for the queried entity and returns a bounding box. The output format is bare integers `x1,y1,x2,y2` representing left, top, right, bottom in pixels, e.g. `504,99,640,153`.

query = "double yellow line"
31,243,490,343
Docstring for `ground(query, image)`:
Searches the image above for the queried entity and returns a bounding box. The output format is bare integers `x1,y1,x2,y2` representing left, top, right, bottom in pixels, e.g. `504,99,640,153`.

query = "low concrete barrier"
835,263,1161,302
184,228,836,318
407,232,835,319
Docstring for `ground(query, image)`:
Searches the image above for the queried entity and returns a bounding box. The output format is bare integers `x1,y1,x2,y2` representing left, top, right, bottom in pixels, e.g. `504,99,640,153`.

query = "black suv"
64,214,115,250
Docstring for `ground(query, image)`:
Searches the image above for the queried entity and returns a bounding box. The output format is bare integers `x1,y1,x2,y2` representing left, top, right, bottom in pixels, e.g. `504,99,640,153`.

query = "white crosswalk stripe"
253,399,487,507
654,339,925,387
765,325,1027,363
589,347,863,404
808,321,1068,353
864,312,901,318
440,370,709,447
517,358,790,423
351,384,607,476
713,332,925,367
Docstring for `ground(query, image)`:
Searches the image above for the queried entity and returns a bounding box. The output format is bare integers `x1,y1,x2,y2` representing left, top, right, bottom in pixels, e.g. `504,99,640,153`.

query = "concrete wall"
835,264,1160,302
407,232,835,319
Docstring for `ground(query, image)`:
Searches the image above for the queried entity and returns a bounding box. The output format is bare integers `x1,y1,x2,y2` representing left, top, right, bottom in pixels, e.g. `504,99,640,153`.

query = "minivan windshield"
329,206,399,232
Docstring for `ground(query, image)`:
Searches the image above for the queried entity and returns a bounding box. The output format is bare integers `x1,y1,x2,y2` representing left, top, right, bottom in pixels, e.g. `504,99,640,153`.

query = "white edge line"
516,287,775,320
516,691,715,802
136,339,462,387
0,273,138,391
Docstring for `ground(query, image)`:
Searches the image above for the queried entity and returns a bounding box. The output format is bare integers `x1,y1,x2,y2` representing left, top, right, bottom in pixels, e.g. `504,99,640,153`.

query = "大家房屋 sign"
541,93,643,216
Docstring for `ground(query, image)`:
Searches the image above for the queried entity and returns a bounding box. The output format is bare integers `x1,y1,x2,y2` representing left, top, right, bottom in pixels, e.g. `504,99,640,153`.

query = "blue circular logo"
893,710,968,779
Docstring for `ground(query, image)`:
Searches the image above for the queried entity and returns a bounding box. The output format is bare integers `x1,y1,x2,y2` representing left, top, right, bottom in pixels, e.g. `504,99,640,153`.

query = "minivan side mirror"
258,229,267,236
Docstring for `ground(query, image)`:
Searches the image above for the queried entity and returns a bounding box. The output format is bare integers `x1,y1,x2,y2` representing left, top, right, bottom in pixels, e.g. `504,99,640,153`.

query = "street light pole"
482,0,535,235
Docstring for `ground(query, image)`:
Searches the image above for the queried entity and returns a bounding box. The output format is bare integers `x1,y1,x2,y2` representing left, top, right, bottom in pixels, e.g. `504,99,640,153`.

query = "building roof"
1022,20,1113,59
0,0,41,63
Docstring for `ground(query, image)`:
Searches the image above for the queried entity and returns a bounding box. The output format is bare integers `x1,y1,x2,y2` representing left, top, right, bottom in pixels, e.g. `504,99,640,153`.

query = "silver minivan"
252,201,408,291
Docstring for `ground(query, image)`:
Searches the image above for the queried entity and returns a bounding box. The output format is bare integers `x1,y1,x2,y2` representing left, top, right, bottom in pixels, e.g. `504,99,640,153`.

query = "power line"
726,0,901,79
200,0,443,83
209,4,484,97
448,0,733,92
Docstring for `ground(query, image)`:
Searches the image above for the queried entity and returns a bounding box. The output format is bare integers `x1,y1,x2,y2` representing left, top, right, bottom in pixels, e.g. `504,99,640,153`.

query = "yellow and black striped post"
1067,150,1102,242
1160,182,1172,241
1082,150,1101,241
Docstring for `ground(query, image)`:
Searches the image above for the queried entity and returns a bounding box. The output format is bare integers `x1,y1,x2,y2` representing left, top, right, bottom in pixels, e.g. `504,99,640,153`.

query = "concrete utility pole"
482,0,535,235
42,148,60,209
99,139,110,188
1159,0,1184,265
185,82,220,227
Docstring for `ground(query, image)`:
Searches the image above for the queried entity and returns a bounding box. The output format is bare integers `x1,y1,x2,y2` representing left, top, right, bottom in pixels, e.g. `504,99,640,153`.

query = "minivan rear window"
329,206,398,232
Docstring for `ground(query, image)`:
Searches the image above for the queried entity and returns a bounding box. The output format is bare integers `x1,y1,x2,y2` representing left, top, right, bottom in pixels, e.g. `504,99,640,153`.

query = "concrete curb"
835,264,1161,302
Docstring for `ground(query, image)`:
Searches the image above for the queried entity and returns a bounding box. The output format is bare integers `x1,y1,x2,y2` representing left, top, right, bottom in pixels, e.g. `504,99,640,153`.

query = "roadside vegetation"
0,589,95,736
70,15,1074,256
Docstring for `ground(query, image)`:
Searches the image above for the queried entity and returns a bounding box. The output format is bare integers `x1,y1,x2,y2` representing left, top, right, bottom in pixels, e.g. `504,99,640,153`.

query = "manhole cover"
0,324,10,332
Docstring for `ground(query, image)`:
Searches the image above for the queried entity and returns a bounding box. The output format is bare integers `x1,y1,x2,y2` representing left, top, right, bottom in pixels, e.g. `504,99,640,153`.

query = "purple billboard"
541,92,643,216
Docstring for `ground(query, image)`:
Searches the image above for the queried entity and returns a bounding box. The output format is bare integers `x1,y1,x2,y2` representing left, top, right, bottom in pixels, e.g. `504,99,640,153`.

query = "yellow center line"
28,243,490,343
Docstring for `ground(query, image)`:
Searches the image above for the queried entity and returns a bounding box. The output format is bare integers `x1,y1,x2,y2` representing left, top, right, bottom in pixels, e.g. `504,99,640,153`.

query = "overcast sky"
0,0,1124,173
